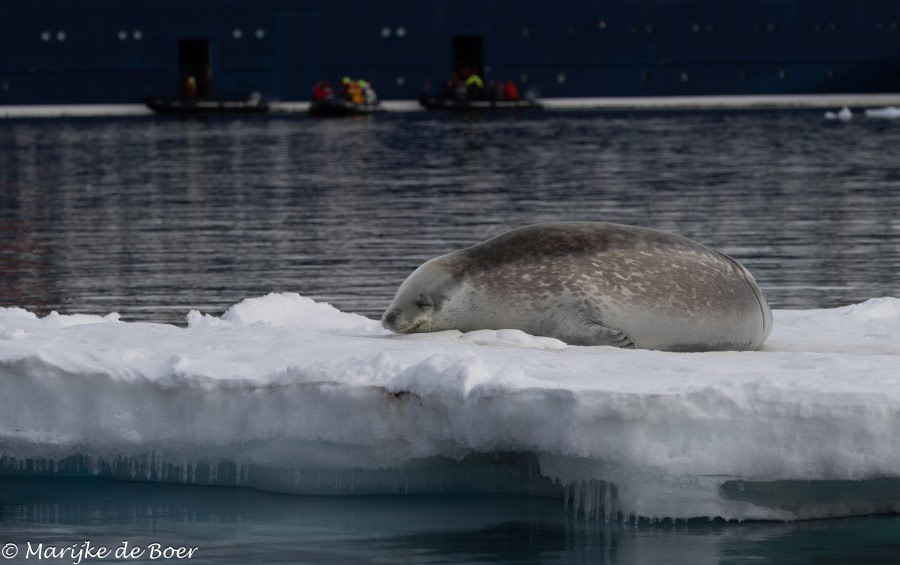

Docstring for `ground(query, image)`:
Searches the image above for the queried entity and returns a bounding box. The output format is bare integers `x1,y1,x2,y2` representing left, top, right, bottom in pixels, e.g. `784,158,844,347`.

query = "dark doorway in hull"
178,39,211,98
452,35,484,76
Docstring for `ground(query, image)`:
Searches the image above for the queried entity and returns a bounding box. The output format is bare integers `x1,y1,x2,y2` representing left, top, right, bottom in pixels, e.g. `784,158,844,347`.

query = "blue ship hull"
2,0,900,105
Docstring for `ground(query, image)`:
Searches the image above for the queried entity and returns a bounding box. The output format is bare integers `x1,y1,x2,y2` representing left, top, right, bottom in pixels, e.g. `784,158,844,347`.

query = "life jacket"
465,74,484,89
505,81,518,101
348,82,363,104
312,82,326,101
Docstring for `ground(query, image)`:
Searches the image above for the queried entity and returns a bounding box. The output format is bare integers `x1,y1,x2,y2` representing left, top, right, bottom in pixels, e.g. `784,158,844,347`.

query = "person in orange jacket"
504,80,518,101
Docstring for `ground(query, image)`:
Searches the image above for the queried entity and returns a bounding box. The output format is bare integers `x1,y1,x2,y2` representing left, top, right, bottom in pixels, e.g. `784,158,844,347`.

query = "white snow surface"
2,293,899,521
865,106,900,118
824,106,852,120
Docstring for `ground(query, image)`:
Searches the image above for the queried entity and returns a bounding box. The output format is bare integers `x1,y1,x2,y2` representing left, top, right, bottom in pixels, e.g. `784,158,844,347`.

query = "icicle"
566,479,619,522
604,481,612,523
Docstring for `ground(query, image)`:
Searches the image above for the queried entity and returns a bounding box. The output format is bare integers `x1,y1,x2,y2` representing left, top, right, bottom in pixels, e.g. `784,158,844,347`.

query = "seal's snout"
382,308,400,331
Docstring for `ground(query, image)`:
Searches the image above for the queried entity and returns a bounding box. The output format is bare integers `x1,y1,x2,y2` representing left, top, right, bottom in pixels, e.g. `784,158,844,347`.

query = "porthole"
815,23,823,32
232,28,243,39
706,24,715,32
827,22,838,31
645,23,654,33
827,69,838,79
118,30,128,41
766,23,777,32
597,20,607,30
381,26,391,38
519,73,528,84
56,31,67,42
567,25,576,35
133,30,143,40
396,76,406,86
691,23,701,33
520,26,530,38
629,25,639,34
778,69,787,79
876,22,884,31
680,71,690,82
255,28,266,39
40,31,51,42
1,81,9,91
892,21,899,31
739,71,749,80
557,72,567,84
641,71,652,82
396,27,406,37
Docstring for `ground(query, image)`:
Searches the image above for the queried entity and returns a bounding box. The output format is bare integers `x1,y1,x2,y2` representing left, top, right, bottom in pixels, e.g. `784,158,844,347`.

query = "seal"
381,222,772,352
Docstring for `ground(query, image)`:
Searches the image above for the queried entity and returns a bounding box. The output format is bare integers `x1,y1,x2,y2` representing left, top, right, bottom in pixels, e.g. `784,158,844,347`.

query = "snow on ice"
1,293,899,521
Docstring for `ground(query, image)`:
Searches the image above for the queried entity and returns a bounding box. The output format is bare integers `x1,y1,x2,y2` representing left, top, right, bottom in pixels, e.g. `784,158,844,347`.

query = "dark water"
1,478,900,565
0,110,898,324
1,110,899,563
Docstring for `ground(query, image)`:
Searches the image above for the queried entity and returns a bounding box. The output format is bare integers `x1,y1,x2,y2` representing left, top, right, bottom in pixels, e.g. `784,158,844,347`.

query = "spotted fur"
382,222,772,352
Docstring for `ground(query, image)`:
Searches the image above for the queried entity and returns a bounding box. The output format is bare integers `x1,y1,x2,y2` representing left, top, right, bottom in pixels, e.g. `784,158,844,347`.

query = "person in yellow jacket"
348,81,363,104
465,71,484,100
341,76,364,104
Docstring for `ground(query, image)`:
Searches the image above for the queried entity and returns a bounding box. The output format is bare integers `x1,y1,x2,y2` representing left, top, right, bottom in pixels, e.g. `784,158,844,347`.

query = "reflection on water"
1,478,899,564
0,111,898,324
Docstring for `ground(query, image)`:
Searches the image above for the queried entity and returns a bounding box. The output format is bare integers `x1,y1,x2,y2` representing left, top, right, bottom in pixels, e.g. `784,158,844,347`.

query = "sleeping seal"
381,222,772,352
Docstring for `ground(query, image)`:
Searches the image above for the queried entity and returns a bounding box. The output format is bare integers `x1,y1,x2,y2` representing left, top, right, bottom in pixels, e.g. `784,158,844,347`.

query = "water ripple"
0,110,898,324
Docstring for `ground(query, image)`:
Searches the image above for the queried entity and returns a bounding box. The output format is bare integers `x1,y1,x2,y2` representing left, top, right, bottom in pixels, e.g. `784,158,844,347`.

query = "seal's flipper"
582,322,635,348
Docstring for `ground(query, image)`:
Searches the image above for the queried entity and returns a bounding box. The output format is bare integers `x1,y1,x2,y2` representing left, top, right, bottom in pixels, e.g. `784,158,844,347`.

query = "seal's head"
381,258,461,334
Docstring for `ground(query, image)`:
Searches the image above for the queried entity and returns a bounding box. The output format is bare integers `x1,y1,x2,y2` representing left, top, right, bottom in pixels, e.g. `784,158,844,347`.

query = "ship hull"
2,0,900,106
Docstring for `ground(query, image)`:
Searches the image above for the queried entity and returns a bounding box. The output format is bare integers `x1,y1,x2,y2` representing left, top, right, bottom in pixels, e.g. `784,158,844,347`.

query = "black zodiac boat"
145,95,270,115
418,95,542,111
308,99,386,117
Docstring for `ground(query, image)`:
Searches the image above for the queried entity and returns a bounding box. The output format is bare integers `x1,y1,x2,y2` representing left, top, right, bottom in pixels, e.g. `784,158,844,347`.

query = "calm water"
1,109,899,563
2,478,900,565
0,110,898,324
